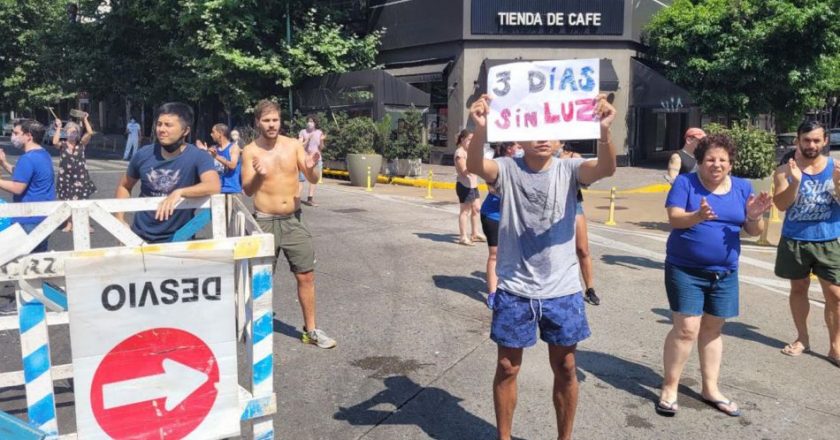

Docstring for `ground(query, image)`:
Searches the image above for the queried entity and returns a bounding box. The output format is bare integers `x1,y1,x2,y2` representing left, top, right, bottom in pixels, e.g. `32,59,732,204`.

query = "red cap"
685,127,706,139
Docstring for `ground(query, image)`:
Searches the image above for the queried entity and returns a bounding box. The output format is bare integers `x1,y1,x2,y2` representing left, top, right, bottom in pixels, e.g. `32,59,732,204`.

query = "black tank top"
678,149,697,174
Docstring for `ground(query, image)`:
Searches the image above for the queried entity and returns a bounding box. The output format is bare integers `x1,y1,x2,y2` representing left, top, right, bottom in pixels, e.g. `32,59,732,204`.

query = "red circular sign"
90,328,219,439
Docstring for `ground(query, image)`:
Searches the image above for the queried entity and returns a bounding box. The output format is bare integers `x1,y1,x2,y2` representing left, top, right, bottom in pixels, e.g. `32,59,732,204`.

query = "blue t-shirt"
665,173,753,271
781,157,840,241
127,143,215,243
215,142,242,194
11,148,56,224
480,193,501,222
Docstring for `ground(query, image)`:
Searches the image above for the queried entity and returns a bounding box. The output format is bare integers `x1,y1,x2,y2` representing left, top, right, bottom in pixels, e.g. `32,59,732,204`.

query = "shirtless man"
241,100,336,349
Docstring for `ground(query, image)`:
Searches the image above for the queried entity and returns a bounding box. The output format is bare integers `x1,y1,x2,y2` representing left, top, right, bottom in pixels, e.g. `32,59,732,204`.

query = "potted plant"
385,109,430,177
335,116,382,187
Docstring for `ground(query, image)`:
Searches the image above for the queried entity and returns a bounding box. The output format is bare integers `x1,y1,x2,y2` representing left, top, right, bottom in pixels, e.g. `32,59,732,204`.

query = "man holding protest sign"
467,59,616,440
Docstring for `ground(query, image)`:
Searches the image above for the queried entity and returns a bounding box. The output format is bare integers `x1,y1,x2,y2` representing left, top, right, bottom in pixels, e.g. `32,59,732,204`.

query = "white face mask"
306,122,315,130
513,149,525,158
11,133,24,149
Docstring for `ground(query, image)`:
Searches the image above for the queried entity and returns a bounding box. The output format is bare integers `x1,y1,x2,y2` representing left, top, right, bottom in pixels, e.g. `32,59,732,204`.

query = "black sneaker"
584,288,601,306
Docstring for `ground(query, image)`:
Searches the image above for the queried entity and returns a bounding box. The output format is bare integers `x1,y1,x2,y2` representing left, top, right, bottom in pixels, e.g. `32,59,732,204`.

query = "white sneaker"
301,328,337,349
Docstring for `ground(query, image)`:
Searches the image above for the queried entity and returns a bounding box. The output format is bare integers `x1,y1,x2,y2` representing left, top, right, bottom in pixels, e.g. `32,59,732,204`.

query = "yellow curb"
324,168,668,194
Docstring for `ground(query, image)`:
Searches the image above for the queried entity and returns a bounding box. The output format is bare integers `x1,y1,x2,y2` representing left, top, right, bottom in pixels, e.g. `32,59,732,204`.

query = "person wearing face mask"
773,120,840,368
54,114,97,232
0,119,55,252
297,116,325,206
114,102,220,243
231,129,244,148
467,93,617,440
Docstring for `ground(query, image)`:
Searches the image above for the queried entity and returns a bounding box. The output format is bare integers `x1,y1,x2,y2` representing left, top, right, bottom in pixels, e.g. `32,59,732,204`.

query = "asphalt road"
0,153,838,439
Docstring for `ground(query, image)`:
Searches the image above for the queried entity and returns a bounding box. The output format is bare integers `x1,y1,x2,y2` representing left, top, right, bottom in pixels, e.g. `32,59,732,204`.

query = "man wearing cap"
666,127,706,183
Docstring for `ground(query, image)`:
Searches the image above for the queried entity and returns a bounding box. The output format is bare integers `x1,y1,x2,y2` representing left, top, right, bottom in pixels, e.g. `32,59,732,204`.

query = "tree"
644,0,840,129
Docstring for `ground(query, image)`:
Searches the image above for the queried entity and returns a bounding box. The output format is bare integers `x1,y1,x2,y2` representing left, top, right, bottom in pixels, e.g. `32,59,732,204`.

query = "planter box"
323,159,347,171
387,158,423,177
346,153,383,187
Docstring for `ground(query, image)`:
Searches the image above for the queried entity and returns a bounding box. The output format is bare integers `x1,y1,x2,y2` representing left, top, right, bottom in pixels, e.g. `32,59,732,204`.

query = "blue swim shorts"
490,289,591,348
664,262,739,319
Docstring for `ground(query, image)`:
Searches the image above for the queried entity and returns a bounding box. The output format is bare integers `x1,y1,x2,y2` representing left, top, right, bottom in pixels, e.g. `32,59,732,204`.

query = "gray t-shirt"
494,156,585,299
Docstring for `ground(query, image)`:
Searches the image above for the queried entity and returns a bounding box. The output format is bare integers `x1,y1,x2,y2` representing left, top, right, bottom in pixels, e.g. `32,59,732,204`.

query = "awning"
385,61,451,84
295,69,430,120
481,58,619,91
631,58,695,110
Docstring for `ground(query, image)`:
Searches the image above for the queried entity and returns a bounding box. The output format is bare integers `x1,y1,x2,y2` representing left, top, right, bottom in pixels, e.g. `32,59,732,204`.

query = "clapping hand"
209,147,218,158
695,197,717,221
54,119,62,129
305,150,321,170
195,140,208,151
787,158,802,183
252,156,269,175
833,160,840,186
746,192,773,220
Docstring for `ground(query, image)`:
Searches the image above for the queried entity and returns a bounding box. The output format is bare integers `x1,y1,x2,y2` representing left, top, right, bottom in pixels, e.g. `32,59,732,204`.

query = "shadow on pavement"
650,308,786,350
273,317,301,341
631,221,671,232
432,274,486,303
334,375,525,440
413,232,459,244
601,255,664,270
576,349,704,406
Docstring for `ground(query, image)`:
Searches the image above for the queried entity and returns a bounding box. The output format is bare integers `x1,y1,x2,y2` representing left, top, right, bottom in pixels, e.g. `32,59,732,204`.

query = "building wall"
452,42,635,157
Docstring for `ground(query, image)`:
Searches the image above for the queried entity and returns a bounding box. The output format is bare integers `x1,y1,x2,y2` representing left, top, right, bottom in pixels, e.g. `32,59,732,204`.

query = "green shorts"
255,210,316,273
775,237,840,284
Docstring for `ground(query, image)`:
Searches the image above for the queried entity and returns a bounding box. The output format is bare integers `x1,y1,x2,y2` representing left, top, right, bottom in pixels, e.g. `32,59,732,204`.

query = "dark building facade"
365,0,699,164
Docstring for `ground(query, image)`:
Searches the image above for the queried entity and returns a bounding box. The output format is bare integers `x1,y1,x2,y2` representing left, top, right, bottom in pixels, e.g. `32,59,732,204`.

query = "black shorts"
456,182,480,203
480,215,499,247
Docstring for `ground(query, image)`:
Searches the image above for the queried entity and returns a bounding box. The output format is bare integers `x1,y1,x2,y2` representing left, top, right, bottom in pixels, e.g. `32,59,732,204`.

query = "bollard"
424,170,434,199
366,166,372,192
769,183,781,223
604,187,617,226
756,214,771,245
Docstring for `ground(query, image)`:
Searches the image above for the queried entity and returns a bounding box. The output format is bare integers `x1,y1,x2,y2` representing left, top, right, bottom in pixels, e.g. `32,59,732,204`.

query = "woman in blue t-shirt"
657,134,772,418
480,141,522,309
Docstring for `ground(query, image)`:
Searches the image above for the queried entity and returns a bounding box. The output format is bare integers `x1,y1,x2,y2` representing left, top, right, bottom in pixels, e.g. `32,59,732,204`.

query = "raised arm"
666,153,681,183
773,160,800,211
578,94,617,185
0,149,11,174
298,141,321,184
240,144,264,196
80,113,94,147
466,94,499,183
52,119,62,147
213,145,241,171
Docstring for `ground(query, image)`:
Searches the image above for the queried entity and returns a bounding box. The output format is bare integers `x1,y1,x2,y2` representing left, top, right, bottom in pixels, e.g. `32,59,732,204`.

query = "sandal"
702,398,741,417
457,238,474,246
781,342,810,357
471,235,487,243
655,399,679,416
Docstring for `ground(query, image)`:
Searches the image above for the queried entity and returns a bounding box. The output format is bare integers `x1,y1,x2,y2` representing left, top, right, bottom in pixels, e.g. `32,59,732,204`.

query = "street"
1,158,838,439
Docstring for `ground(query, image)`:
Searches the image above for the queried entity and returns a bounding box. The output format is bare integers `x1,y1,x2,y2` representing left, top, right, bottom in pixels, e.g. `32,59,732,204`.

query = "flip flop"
471,235,487,243
655,399,678,416
702,398,741,417
781,342,810,356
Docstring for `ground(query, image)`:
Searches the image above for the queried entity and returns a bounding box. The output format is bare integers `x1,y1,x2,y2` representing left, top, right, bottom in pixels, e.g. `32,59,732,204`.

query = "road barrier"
0,194,278,439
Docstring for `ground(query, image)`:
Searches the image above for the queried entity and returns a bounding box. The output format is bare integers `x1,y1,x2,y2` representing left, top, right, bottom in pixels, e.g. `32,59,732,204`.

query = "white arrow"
102,358,210,411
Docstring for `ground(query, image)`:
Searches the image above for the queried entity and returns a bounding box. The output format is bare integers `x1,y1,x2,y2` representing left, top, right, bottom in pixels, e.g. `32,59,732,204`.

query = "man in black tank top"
666,127,706,183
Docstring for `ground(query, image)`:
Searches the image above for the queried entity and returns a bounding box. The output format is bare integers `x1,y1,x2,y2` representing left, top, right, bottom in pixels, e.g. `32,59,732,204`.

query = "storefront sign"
472,0,624,35
487,59,600,142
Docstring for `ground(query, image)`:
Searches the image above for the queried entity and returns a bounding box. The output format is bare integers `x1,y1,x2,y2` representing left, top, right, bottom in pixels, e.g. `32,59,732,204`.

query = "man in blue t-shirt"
773,120,840,367
0,119,56,253
115,103,220,243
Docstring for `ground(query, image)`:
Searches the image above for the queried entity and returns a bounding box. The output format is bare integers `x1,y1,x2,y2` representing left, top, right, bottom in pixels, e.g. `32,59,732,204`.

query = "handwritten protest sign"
487,59,600,142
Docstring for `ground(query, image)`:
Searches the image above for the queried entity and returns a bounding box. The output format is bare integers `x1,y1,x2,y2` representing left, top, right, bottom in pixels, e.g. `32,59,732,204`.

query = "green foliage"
373,114,393,156
329,115,379,159
0,1,383,119
704,122,776,179
386,110,430,160
644,0,840,124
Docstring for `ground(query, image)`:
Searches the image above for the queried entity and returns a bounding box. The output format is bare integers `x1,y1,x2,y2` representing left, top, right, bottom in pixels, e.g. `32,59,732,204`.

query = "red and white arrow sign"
102,358,210,411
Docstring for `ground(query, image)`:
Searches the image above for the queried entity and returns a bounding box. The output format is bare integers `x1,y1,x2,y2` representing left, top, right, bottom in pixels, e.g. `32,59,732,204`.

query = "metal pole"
286,1,293,118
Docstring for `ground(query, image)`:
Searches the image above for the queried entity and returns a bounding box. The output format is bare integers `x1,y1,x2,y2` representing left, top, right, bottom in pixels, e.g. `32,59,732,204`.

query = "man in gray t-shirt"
466,94,617,440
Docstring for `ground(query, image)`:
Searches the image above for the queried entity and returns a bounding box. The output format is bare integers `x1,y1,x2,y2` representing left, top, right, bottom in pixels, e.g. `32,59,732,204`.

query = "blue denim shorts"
490,289,591,348
664,262,739,319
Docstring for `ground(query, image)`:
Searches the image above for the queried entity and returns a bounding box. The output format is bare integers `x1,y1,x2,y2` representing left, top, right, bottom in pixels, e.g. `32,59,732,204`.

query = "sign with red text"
66,248,239,440
487,59,600,142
